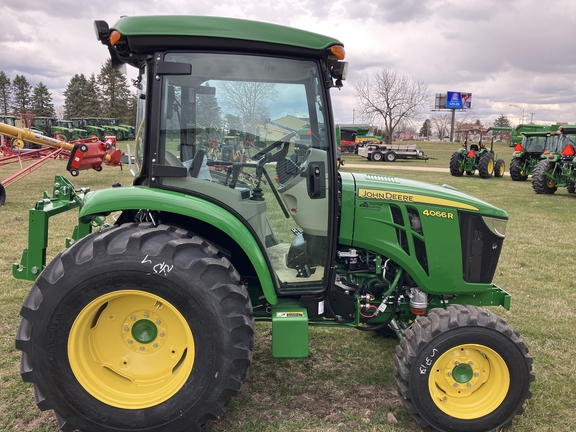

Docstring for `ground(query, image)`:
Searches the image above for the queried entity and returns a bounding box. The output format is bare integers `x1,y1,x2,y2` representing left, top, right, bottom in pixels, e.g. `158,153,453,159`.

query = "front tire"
393,305,534,432
16,223,254,432
449,152,464,176
478,153,494,178
510,158,528,181
494,159,505,177
371,150,383,162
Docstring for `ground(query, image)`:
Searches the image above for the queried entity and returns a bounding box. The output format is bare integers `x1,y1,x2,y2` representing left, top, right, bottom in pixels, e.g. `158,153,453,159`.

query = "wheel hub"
122,310,166,353
428,344,510,419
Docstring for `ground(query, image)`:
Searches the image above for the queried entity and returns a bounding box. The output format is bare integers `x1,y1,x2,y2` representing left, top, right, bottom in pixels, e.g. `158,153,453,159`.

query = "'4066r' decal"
422,209,454,219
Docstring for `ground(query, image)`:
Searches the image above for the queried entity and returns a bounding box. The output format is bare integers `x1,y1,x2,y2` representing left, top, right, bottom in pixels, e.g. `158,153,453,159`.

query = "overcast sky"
1,0,575,129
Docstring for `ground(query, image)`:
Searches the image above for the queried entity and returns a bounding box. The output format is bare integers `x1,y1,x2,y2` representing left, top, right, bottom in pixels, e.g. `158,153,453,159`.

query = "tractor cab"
96,16,348,294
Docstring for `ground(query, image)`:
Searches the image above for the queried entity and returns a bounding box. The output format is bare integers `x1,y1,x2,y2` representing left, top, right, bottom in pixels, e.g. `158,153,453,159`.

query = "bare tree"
220,82,276,134
355,69,429,144
430,113,452,140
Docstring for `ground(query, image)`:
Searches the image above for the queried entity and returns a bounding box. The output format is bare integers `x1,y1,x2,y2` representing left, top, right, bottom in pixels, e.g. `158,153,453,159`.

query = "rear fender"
79,186,278,304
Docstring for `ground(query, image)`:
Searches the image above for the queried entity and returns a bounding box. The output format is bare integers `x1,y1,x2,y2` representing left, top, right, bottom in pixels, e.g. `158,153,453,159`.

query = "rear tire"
510,158,528,181
16,223,254,432
531,159,557,194
385,151,397,162
393,305,534,432
449,152,464,176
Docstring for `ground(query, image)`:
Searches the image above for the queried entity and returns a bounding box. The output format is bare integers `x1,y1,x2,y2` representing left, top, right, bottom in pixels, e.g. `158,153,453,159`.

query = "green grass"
1,139,576,431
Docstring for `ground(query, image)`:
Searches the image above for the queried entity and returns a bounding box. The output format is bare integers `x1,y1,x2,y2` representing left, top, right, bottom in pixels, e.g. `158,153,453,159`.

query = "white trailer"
357,142,428,162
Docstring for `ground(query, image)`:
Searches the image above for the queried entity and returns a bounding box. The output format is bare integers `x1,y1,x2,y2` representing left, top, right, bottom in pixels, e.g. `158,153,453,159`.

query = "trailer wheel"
478,153,494,178
16,223,254,432
509,158,528,181
371,151,383,162
449,152,464,176
531,159,557,194
385,151,397,162
0,182,5,206
494,159,505,177
393,305,534,432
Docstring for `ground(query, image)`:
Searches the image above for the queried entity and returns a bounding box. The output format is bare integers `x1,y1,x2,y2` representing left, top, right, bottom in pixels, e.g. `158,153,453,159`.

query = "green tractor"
449,131,506,178
31,116,74,141
71,117,105,140
98,117,133,140
531,125,576,194
510,126,558,181
56,119,88,140
511,123,550,147
13,15,533,432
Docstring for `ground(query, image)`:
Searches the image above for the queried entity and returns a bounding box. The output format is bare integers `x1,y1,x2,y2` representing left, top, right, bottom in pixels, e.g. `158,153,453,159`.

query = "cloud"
0,0,575,126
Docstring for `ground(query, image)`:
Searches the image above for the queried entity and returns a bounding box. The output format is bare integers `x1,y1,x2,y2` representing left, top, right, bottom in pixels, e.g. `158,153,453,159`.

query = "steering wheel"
251,132,296,162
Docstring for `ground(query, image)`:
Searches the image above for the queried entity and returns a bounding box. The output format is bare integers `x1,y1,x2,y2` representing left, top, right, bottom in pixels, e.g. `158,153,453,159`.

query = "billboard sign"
446,91,472,109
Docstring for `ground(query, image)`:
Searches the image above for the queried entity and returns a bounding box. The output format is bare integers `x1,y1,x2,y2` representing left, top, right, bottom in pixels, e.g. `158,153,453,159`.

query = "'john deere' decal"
357,188,478,211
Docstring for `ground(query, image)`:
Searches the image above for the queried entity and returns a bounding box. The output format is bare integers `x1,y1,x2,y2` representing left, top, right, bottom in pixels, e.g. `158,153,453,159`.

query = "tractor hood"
338,172,508,294
341,172,507,218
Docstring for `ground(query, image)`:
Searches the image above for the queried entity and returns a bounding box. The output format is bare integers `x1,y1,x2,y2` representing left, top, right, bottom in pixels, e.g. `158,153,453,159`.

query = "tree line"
0,60,136,126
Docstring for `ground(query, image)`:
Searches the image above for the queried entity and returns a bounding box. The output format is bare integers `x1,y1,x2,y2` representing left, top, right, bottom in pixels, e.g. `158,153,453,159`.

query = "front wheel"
16,223,254,432
478,153,494,178
449,152,464,176
394,305,534,432
371,150,383,162
510,158,528,181
494,159,505,177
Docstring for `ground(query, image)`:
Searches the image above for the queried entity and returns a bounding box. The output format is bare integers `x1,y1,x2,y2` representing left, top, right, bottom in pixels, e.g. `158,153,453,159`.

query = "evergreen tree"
494,114,511,128
197,84,222,130
419,119,432,138
32,82,56,117
97,59,134,125
0,71,11,115
12,74,32,115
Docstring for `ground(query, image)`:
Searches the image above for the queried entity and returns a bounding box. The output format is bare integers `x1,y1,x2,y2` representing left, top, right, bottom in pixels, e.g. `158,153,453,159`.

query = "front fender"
80,186,278,304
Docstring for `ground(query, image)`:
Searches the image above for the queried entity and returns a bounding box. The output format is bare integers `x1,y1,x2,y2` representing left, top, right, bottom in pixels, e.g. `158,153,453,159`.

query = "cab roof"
108,15,343,54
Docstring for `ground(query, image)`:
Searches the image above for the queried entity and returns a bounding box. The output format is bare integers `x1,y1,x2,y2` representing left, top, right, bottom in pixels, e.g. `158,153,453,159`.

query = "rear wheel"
16,223,254,432
449,152,464,176
510,158,528,181
385,151,397,162
494,159,505,177
478,153,494,178
393,305,534,432
531,159,557,194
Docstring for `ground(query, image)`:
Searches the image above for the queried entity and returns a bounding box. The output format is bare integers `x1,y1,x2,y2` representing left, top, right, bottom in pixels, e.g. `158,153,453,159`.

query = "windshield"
156,52,332,290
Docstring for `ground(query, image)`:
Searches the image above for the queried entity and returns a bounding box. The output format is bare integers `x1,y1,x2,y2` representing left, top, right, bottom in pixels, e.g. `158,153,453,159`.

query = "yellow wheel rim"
68,290,195,409
428,344,509,419
14,138,25,149
487,159,494,173
498,164,505,176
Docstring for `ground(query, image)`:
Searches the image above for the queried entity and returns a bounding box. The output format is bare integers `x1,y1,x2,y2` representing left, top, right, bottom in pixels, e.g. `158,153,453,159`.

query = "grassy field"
1,139,575,431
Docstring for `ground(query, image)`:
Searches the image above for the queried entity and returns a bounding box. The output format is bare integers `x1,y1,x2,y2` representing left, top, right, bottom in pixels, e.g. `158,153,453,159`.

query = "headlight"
482,216,507,238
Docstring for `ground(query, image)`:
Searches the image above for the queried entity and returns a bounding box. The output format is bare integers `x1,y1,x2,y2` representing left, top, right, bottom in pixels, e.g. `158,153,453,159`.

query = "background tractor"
13,16,533,432
450,131,505,178
531,125,576,194
510,127,557,181
31,116,74,141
